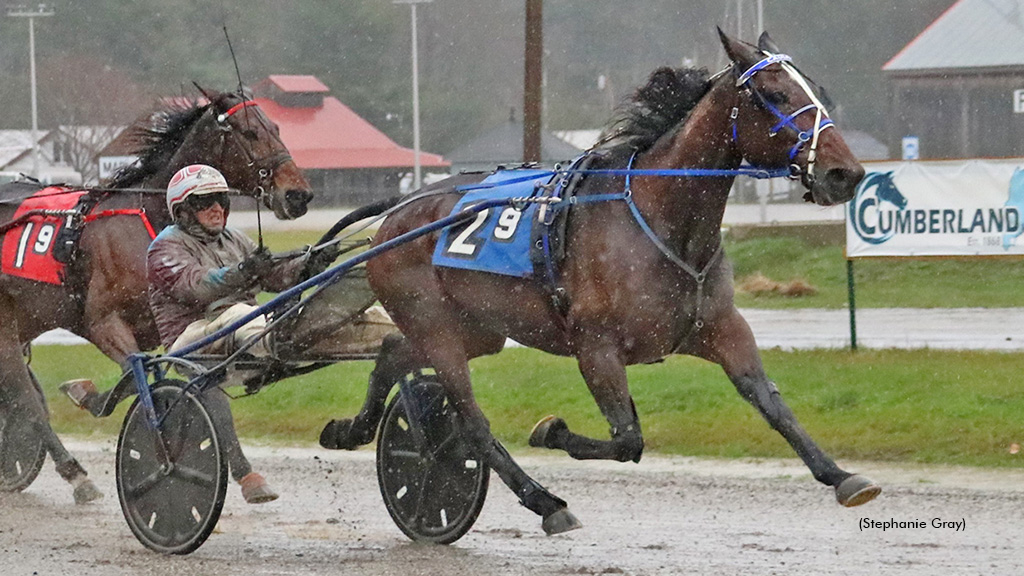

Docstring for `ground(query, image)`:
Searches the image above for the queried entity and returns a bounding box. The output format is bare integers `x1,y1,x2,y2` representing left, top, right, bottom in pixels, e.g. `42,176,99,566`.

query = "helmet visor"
187,192,230,212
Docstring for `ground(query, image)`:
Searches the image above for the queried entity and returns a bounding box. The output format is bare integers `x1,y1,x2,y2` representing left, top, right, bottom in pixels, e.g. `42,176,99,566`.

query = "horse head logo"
1003,168,1024,249
849,171,907,245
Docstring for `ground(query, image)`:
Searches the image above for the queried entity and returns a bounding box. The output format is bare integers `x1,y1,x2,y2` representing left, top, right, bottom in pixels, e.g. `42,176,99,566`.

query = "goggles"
188,192,230,211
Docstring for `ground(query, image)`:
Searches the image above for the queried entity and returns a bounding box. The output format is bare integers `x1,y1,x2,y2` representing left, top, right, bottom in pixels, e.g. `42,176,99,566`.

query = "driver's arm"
148,237,255,306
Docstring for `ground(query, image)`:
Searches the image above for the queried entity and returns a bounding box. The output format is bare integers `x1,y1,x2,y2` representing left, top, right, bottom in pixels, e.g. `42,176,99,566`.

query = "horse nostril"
825,165,865,191
286,189,313,206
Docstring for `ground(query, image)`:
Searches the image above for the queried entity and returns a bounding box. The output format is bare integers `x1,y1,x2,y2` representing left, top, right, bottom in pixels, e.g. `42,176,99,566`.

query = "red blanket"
1,186,87,285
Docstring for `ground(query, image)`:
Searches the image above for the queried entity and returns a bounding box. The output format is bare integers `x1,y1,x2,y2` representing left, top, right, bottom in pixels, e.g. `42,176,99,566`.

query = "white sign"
846,159,1024,258
97,155,138,180
1015,89,1024,113
901,136,920,160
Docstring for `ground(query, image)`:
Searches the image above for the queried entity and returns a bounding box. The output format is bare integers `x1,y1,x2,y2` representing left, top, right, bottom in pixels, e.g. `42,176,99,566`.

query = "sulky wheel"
0,368,48,492
376,375,489,544
116,380,227,555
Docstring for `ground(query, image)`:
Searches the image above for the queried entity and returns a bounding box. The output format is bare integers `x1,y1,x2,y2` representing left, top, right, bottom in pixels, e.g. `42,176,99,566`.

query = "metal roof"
884,0,1024,72
446,119,582,166
258,75,329,94
0,130,40,167
255,95,448,170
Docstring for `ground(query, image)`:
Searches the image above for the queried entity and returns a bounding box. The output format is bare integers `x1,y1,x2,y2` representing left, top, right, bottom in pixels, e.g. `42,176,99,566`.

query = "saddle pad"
432,170,551,278
1,186,86,285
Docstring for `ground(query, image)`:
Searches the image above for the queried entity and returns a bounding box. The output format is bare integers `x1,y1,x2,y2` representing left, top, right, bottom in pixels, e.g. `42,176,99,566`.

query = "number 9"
493,207,522,240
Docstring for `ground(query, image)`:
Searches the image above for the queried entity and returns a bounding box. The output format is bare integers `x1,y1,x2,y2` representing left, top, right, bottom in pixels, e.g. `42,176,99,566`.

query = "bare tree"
53,125,123,184
37,54,151,183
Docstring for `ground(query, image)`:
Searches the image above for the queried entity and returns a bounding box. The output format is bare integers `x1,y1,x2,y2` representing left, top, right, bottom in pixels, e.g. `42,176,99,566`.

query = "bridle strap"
735,53,792,86
733,51,834,181
216,100,258,124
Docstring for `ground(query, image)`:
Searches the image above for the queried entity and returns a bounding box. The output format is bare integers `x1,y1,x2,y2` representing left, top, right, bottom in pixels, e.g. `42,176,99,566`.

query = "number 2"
446,210,489,256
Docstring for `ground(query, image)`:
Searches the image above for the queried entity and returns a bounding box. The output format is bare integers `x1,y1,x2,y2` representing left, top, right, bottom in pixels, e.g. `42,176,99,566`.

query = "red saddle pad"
1,186,87,285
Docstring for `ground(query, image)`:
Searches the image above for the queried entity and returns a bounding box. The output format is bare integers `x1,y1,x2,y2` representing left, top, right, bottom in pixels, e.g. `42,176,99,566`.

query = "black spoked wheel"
116,381,227,555
377,375,489,544
0,368,48,492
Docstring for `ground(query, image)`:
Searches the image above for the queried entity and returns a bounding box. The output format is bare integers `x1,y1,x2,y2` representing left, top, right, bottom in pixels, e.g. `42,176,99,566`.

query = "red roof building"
252,75,448,205
97,76,448,205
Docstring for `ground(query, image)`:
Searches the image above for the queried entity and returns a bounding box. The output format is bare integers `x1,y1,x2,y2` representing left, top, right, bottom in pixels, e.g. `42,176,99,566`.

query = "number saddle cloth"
432,154,592,287
0,184,155,286
0,185,90,285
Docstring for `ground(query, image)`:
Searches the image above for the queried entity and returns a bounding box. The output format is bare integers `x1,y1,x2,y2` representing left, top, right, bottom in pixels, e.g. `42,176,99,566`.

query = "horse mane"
107,100,210,188
594,67,712,155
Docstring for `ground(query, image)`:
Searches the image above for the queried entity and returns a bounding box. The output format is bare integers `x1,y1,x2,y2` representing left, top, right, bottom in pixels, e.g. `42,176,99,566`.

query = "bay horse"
0,87,312,503
323,30,879,534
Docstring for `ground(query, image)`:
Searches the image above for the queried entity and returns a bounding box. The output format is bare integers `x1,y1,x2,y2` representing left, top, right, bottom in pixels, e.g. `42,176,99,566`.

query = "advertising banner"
846,159,1024,258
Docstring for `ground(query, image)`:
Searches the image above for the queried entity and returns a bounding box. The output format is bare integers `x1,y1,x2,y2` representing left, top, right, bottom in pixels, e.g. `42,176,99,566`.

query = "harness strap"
217,100,258,123
620,154,723,329
83,209,157,239
455,165,789,194
735,53,793,86
0,209,70,235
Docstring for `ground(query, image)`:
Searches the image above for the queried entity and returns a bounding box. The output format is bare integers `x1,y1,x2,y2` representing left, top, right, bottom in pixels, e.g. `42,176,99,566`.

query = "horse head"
184,86,313,219
718,29,864,207
873,171,907,209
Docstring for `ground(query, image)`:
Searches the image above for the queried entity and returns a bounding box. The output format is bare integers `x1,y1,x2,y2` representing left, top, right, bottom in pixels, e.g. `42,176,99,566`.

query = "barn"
884,0,1024,159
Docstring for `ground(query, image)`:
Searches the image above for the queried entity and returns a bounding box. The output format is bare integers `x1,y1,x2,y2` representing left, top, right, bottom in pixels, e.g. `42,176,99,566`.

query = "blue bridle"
730,51,835,182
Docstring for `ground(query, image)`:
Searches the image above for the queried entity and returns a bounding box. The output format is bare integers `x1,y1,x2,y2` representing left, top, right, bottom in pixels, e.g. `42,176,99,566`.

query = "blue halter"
731,51,835,181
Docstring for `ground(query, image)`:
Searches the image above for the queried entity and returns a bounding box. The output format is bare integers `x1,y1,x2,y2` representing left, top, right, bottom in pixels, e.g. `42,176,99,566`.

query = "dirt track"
2,439,1023,575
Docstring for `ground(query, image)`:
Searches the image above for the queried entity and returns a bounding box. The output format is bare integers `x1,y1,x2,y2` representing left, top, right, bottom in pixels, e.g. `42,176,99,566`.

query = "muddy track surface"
2,439,1023,575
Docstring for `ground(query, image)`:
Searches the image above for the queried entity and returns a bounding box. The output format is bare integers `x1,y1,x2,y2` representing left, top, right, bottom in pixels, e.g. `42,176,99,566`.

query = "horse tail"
317,195,404,246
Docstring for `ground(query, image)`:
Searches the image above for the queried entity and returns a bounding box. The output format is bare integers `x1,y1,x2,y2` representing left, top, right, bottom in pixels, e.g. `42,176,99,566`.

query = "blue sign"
901,136,920,161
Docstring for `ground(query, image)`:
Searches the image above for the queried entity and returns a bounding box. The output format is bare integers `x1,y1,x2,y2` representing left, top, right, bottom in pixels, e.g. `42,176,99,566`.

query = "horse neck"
120,141,213,230
630,81,741,263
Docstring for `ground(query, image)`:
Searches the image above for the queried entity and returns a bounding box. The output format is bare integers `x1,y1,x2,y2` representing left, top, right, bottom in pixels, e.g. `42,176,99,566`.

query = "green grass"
33,230,1023,468
33,344,1024,468
726,236,1024,309
264,230,1024,310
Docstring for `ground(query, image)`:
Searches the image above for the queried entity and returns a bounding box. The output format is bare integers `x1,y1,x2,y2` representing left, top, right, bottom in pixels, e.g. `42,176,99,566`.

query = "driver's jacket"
147,225,307,349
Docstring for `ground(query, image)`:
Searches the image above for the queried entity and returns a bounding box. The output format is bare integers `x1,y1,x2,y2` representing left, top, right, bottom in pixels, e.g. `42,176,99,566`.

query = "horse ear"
757,31,781,54
192,82,220,105
717,26,755,66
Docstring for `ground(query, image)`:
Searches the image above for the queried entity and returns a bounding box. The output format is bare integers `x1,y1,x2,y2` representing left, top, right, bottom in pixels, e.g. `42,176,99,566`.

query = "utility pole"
394,0,431,191
8,4,54,180
523,0,543,163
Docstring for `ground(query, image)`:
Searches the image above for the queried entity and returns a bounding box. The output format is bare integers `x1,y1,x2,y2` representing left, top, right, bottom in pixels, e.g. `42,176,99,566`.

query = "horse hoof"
835,474,881,507
73,480,103,505
542,507,583,535
319,419,364,451
529,415,566,449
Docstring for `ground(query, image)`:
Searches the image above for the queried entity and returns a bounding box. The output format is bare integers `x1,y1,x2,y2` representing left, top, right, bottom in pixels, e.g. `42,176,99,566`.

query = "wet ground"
3,439,1023,575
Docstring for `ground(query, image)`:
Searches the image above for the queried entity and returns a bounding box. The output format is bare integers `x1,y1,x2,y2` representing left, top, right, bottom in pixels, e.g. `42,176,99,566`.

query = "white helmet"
166,164,230,217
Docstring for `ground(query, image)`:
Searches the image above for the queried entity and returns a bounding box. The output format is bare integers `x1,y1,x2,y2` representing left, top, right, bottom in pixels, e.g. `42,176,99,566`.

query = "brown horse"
0,88,312,502
323,30,879,534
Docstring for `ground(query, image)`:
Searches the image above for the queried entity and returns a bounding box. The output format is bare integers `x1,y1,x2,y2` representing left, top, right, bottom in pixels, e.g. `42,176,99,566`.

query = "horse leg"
395,312,581,535
529,341,644,462
699,310,880,507
320,333,414,450
73,313,149,415
0,328,101,503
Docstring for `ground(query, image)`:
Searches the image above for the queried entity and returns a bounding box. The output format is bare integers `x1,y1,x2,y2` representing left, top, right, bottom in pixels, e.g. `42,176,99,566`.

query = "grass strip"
34,344,1024,469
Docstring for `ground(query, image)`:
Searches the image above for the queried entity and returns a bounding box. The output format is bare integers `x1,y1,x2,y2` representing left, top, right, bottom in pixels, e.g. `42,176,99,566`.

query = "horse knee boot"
612,422,644,463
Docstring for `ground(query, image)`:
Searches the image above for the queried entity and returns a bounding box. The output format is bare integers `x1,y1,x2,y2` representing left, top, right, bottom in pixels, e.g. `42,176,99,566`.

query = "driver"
147,164,338,503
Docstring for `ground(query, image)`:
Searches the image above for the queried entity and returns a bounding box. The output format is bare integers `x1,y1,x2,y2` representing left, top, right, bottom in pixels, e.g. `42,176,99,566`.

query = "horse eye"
764,91,789,106
241,129,259,141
